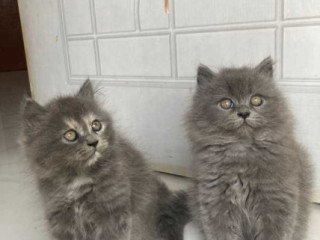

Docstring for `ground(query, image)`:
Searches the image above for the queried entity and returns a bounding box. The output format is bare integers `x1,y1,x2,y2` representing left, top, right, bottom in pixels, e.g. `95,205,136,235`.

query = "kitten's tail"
156,182,190,240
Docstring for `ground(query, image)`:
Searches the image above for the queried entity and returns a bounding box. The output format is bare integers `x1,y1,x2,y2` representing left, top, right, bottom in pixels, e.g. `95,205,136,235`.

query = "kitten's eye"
251,95,263,106
92,120,102,132
220,99,234,109
64,130,78,142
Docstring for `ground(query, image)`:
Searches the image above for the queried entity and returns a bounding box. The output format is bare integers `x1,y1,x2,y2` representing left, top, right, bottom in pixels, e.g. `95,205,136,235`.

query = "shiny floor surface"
0,71,51,239
0,71,319,240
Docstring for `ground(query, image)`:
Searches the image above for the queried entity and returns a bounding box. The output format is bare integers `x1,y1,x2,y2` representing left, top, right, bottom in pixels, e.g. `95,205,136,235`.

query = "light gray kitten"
21,80,189,240
186,58,312,240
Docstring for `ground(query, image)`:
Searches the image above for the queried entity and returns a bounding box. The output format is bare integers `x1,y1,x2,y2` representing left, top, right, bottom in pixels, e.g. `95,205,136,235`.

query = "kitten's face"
45,99,111,166
61,113,106,164
192,58,288,135
22,81,113,168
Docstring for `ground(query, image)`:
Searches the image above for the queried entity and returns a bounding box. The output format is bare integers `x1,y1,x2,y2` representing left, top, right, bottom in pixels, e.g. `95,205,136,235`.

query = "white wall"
18,0,320,201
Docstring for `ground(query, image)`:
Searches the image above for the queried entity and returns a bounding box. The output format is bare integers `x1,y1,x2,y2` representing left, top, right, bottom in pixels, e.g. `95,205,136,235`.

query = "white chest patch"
87,152,102,166
67,176,93,199
69,177,93,189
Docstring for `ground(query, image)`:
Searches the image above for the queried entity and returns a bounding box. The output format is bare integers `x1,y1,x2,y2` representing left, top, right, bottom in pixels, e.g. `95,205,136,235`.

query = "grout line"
66,19,320,40
170,0,176,29
169,0,177,78
96,40,103,76
89,0,97,35
134,0,141,32
66,22,278,39
57,0,72,79
67,77,320,93
280,26,285,79
68,75,320,84
174,19,277,30
68,31,171,40
281,21,320,27
70,74,174,80
96,33,170,40
279,0,285,80
65,18,320,39
284,15,320,21
280,0,285,21
275,0,283,80
90,0,101,75
93,40,101,76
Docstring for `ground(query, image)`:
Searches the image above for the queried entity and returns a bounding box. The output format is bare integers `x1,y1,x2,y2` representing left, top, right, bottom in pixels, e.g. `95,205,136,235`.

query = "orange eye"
64,130,78,142
251,96,263,106
92,120,102,132
220,99,234,109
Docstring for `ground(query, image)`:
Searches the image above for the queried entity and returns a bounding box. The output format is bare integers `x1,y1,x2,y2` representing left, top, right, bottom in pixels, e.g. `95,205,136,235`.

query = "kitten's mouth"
239,120,252,128
83,149,98,160
88,150,101,159
87,151,96,159
85,151,102,166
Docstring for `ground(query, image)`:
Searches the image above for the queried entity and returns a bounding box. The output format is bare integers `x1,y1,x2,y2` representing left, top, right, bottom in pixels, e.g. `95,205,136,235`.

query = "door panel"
18,0,320,202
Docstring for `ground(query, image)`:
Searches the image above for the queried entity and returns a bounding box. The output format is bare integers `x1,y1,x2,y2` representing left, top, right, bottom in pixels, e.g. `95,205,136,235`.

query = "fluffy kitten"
186,58,312,240
21,80,189,240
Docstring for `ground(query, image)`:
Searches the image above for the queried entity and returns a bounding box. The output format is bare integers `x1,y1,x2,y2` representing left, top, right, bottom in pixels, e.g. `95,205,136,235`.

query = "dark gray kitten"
21,80,189,240
186,58,312,240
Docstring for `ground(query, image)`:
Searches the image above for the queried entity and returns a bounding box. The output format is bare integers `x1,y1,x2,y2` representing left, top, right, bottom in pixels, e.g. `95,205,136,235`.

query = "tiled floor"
0,71,319,240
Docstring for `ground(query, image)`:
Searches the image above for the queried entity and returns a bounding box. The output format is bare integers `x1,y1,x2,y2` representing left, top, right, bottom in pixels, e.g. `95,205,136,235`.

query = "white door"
19,0,320,203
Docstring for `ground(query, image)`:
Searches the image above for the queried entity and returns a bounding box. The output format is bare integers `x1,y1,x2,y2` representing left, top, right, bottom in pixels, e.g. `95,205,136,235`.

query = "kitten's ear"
197,64,217,89
77,80,94,99
22,98,47,137
255,57,274,78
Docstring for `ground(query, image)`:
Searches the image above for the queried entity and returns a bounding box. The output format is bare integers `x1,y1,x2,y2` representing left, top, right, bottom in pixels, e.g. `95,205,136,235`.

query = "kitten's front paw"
183,222,205,240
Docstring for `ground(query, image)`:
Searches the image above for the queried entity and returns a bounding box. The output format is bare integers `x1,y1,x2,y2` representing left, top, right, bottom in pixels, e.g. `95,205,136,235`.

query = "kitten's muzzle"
87,139,99,148
237,111,250,119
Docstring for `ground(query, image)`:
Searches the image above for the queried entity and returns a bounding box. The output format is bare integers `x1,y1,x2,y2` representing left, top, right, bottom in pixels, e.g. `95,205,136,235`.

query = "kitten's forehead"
64,118,79,130
83,113,96,126
217,68,268,98
64,113,97,132
50,97,95,115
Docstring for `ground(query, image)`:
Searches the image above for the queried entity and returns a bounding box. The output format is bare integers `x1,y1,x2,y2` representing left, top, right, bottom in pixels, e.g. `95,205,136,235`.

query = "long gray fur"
21,80,189,240
186,57,313,240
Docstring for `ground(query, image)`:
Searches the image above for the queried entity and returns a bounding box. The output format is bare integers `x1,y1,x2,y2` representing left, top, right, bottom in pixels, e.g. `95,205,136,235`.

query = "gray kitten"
21,80,189,240
186,57,312,240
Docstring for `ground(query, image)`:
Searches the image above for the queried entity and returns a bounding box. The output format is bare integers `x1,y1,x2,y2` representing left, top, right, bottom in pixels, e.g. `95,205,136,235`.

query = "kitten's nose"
237,112,250,119
87,140,99,148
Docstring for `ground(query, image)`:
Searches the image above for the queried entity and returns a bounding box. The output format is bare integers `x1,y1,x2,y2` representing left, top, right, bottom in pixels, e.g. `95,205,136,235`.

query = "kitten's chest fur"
211,162,257,209
223,171,252,208
197,141,280,208
67,176,94,201
62,172,130,230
